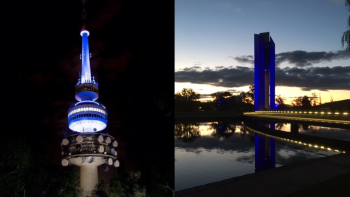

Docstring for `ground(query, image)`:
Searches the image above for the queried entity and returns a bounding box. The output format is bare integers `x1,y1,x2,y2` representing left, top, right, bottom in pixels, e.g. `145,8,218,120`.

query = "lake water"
267,122,350,141
175,121,344,191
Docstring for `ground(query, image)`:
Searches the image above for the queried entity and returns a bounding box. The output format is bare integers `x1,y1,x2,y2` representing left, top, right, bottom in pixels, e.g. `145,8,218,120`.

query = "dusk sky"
175,0,350,104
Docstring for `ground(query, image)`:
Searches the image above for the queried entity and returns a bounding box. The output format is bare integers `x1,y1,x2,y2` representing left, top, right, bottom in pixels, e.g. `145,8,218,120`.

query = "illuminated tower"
254,32,275,111
60,22,119,197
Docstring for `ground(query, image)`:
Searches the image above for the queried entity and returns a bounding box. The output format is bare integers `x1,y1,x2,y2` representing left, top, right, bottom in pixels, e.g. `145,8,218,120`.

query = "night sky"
2,0,173,186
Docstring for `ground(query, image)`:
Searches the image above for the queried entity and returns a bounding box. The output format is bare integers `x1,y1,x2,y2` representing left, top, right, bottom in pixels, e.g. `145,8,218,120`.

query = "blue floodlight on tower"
80,29,92,83
254,32,275,111
61,2,119,196
67,28,107,133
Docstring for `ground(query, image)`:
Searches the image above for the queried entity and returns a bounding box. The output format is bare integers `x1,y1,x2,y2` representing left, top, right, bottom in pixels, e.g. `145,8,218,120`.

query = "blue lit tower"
60,3,119,196
254,32,275,111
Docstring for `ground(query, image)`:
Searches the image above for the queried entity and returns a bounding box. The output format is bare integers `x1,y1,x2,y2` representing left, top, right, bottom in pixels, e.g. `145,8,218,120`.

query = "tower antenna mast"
82,0,87,29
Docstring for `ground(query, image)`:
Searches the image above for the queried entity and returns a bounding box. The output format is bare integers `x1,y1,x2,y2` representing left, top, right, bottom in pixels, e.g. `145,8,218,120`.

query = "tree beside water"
174,123,201,142
175,88,201,112
210,122,236,138
341,0,350,52
175,88,254,112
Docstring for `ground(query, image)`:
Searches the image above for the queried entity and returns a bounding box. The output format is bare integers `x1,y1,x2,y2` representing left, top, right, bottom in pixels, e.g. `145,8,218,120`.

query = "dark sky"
1,0,174,185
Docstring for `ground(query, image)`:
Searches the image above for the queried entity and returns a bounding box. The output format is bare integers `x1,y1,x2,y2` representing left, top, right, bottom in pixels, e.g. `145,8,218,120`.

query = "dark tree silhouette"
44,166,82,197
175,88,201,112
0,136,31,196
275,95,286,109
341,0,350,52
210,122,236,138
108,168,147,197
174,123,201,143
0,134,82,197
292,95,313,109
240,84,254,104
210,91,232,111
175,88,200,102
210,91,232,102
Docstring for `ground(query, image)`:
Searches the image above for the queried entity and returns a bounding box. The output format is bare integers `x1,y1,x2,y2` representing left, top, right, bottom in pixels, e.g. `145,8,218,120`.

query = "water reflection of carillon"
174,122,201,143
254,131,275,172
210,122,236,139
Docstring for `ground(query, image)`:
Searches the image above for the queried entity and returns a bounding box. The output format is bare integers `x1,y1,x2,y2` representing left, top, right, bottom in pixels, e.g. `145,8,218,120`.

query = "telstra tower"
60,1,119,196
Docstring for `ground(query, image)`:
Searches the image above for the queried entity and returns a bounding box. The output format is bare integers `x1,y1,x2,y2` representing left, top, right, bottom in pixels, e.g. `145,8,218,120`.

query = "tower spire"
80,29,91,83
80,0,91,84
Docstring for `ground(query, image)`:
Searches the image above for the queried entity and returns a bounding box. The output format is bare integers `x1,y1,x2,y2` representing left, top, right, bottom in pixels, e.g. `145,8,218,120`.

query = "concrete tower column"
80,165,98,197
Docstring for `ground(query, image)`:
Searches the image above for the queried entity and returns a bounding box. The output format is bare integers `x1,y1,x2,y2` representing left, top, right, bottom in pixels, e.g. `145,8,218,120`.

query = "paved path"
175,153,350,197
244,112,350,125
244,113,350,125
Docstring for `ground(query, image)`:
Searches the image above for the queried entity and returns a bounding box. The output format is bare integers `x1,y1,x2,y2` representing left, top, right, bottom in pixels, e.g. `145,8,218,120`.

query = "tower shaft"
80,165,98,197
81,30,91,83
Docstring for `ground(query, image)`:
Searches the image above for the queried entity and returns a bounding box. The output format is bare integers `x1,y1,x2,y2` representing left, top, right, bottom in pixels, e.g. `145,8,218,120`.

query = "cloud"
231,55,254,65
276,50,350,67
231,50,350,67
234,8,241,13
175,65,350,91
176,66,253,87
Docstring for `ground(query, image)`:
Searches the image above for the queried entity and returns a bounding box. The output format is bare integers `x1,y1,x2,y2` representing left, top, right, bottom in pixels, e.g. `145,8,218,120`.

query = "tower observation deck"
69,29,104,133
60,27,120,197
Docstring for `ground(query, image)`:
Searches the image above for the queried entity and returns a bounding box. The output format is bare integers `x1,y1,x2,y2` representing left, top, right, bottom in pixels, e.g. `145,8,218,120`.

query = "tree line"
174,86,254,112
175,85,349,112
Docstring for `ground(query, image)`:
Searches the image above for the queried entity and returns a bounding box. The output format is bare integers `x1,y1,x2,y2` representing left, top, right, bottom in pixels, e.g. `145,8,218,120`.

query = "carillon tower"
60,1,119,196
254,32,275,111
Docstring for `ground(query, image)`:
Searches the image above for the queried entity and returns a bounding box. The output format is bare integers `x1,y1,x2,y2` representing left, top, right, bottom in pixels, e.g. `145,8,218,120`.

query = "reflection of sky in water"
271,122,350,142
274,123,292,132
299,126,350,142
175,121,339,191
198,122,216,136
198,122,243,136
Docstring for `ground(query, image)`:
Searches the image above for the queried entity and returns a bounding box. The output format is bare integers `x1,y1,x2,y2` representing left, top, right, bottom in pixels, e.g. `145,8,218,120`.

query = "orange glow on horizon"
175,82,350,104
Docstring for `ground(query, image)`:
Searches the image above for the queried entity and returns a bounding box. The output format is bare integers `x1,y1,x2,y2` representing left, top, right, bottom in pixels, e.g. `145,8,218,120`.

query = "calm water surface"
269,122,350,141
175,121,342,191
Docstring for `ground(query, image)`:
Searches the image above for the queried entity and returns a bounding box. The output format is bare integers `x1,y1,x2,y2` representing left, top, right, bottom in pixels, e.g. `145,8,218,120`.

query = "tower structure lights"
60,1,119,196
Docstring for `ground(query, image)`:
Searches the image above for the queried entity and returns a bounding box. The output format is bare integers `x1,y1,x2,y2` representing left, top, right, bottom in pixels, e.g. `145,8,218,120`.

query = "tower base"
80,165,98,197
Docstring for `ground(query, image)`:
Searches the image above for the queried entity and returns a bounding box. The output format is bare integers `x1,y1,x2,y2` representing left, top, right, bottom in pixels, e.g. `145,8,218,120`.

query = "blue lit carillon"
254,32,275,111
60,3,119,195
